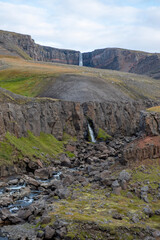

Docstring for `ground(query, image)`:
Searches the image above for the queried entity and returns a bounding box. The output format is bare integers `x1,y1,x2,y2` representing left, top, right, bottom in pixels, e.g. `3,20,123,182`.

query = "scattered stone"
44,226,55,239
131,214,139,223
126,192,133,198
34,168,50,180
112,213,123,220
152,230,160,238
120,179,128,190
141,186,149,192
40,215,51,225
143,207,153,217
8,179,19,185
155,209,160,215
119,170,131,182
112,187,122,195
60,154,71,168
112,180,119,188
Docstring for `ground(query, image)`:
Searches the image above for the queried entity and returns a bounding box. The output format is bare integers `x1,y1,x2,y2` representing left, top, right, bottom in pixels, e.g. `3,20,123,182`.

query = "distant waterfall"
79,52,83,66
88,123,96,143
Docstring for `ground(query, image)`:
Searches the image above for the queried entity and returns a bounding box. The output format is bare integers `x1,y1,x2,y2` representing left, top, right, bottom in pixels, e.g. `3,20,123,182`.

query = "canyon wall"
0,96,154,141
0,30,79,64
1,30,160,78
123,111,160,163
83,48,160,79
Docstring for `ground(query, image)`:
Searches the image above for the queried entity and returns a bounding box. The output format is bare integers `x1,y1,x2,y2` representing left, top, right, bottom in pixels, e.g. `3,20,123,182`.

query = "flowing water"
88,123,96,143
0,171,62,214
0,171,63,239
79,52,83,66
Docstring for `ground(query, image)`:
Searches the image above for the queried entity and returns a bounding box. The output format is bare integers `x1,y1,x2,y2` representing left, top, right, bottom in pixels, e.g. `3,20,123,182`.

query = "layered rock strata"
123,111,160,163
0,30,79,64
83,48,160,78
0,99,152,141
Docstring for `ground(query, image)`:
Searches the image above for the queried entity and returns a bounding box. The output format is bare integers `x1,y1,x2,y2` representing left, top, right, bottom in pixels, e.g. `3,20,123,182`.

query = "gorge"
0,30,160,240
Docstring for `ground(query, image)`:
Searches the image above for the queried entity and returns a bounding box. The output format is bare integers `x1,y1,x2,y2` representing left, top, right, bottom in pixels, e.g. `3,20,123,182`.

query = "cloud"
0,0,160,52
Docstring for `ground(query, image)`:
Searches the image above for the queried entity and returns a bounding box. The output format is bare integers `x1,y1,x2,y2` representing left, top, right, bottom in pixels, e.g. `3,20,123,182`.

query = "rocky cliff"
0,30,79,64
0,88,156,141
83,48,160,79
1,30,160,78
123,111,160,163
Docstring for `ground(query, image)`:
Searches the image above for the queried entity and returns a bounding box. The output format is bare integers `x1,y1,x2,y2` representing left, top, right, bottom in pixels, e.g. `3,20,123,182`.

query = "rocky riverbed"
0,137,160,240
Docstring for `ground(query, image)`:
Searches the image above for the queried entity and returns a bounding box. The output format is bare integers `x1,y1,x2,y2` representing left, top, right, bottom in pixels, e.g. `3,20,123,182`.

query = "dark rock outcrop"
123,110,160,163
0,97,153,141
140,111,160,136
0,30,79,64
83,48,160,79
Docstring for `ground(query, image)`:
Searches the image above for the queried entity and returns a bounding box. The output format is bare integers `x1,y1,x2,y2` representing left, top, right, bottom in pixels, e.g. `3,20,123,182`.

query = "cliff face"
0,95,154,141
1,30,160,78
123,111,160,163
83,48,160,78
0,30,79,64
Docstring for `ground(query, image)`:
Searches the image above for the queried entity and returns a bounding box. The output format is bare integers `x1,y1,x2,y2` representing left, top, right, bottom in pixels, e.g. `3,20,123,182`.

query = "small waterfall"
79,52,83,66
88,123,96,143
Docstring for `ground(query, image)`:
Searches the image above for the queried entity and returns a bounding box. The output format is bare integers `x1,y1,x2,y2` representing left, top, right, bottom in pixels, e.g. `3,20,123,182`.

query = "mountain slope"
83,48,160,79
0,56,160,102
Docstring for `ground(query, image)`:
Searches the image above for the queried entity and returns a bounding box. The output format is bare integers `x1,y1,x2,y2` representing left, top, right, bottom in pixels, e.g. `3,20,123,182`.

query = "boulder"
62,175,74,186
119,170,131,182
143,207,153,217
44,226,55,239
34,168,50,180
25,176,40,187
18,209,32,220
40,214,51,225
8,179,19,185
55,188,70,199
60,155,71,168
0,208,11,220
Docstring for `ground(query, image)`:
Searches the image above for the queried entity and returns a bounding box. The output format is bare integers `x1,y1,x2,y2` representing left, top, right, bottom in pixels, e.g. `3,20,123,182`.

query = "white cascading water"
88,123,96,143
79,52,83,66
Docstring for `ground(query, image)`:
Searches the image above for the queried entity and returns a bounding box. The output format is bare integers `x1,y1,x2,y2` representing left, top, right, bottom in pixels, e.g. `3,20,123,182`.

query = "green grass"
130,163,160,190
0,131,76,166
50,182,160,239
0,56,160,101
0,69,56,97
97,128,112,141
0,141,13,164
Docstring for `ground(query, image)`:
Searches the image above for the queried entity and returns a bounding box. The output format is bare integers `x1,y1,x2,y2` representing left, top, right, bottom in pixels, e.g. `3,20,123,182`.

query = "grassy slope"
0,56,160,100
38,160,160,239
0,131,76,166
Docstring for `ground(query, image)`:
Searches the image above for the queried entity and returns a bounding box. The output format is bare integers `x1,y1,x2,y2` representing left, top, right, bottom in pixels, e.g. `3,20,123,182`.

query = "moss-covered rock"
97,128,112,141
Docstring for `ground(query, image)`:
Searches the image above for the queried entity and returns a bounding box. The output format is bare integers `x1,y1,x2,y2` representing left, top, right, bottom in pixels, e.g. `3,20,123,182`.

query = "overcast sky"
0,0,160,52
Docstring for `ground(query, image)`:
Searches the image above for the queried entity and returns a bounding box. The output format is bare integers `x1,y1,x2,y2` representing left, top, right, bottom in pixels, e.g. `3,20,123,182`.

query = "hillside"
83,48,160,79
0,56,160,102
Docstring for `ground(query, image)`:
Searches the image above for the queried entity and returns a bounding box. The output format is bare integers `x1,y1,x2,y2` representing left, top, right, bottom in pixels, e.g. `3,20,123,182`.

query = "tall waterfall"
88,123,96,143
79,52,83,66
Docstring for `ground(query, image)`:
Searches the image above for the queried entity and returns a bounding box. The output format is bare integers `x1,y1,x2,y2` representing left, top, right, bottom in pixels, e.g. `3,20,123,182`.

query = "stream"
0,171,62,214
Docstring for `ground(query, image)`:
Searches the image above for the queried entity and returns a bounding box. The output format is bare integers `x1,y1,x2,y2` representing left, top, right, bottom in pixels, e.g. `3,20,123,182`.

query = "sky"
0,0,160,52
